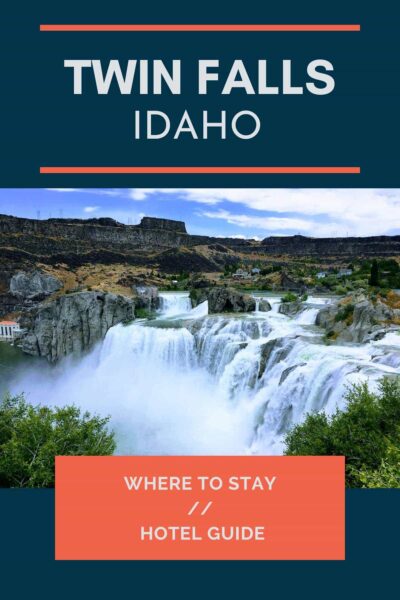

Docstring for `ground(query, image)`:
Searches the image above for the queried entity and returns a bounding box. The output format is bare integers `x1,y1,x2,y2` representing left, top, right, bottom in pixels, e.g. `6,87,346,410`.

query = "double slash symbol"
187,501,213,516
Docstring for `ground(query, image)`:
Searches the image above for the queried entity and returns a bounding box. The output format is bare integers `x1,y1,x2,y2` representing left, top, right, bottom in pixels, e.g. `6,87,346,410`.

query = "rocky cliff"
16,291,135,362
261,234,400,258
316,291,400,343
10,270,62,300
2,214,399,264
0,214,252,280
0,269,63,316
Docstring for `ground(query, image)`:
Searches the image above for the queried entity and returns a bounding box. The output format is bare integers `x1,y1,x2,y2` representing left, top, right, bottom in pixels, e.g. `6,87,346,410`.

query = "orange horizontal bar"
40,166,361,174
40,24,361,32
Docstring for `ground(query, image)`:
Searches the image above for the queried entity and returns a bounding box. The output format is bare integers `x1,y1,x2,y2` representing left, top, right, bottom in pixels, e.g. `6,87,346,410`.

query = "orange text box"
55,456,345,560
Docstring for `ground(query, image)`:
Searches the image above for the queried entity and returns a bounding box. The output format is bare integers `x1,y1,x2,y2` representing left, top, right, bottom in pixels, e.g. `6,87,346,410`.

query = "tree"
369,259,380,286
284,377,400,487
355,446,400,488
0,394,115,488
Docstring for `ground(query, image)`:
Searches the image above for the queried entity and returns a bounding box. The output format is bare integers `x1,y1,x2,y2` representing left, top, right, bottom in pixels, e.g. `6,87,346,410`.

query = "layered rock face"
3,213,399,263
0,215,400,278
0,214,250,277
139,217,187,233
261,234,400,257
16,291,135,362
0,214,238,255
316,291,400,343
0,214,193,254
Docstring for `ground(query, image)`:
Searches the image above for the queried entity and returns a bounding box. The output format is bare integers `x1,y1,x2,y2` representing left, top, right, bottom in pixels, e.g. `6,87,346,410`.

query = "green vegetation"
356,446,400,488
334,303,354,323
281,292,298,303
135,307,154,319
281,292,308,303
284,377,400,487
0,394,115,488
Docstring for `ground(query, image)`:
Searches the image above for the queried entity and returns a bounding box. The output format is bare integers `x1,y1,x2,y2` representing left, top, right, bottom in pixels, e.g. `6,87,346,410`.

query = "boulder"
204,287,256,313
278,299,305,317
16,291,135,362
10,270,62,300
258,299,272,312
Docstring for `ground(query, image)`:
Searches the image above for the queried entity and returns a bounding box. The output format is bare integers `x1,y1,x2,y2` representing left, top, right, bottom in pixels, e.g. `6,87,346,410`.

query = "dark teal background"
1,489,399,594
1,0,400,590
0,0,399,187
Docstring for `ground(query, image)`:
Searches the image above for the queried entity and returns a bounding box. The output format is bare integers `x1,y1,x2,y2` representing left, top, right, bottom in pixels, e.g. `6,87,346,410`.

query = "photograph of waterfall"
1,189,400,488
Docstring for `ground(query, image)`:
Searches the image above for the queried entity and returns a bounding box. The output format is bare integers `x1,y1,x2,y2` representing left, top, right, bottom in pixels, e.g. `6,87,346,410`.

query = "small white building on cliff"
0,320,20,341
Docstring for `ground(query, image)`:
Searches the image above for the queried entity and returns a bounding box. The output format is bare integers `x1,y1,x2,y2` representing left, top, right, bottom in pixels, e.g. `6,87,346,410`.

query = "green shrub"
354,446,400,488
281,292,298,303
284,377,400,487
335,285,347,296
0,394,115,488
135,307,153,319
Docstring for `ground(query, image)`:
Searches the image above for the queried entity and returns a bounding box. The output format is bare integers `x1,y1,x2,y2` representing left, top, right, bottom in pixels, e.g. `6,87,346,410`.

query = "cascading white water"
158,292,192,317
7,292,400,456
295,307,319,324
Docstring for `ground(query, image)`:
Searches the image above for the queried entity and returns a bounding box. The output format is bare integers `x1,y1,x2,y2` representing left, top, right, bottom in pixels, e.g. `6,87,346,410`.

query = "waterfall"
295,307,319,325
192,316,270,377
158,292,192,317
102,322,197,370
8,293,400,456
189,300,209,319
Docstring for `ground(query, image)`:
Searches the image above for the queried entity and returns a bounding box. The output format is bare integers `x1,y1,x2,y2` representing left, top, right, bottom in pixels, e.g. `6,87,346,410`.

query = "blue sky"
0,188,399,239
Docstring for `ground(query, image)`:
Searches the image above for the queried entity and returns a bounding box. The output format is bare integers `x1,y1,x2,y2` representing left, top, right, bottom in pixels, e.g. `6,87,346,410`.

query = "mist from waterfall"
6,292,400,456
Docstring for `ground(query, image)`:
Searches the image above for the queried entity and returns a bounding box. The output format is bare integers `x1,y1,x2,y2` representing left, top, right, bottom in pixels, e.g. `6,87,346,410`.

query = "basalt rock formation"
0,269,63,316
316,291,400,343
261,234,400,258
278,299,306,317
2,214,399,267
190,286,256,314
16,291,135,363
10,270,62,300
258,299,272,312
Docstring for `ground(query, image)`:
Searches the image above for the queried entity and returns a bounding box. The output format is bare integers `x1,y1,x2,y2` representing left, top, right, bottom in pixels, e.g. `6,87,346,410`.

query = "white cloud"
83,206,100,213
129,188,220,205
46,188,82,193
46,188,124,197
201,209,332,235
44,188,400,237
130,189,400,237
